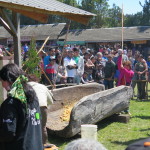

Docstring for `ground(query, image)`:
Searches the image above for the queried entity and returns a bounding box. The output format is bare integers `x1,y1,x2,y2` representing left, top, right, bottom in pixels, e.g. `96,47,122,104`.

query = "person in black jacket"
0,63,43,150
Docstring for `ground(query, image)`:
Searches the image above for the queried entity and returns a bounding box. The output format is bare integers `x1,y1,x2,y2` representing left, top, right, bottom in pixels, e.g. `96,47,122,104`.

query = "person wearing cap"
64,50,77,83
45,55,56,85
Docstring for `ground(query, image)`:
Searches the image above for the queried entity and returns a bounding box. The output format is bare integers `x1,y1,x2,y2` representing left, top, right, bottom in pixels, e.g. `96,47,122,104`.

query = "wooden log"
47,84,133,138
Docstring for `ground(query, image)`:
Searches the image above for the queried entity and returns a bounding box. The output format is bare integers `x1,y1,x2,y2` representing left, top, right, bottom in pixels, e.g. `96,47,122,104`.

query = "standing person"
23,43,29,61
104,54,116,89
73,47,84,84
134,54,148,100
131,51,140,98
54,52,66,84
27,75,54,147
43,47,55,70
117,54,134,86
64,50,77,83
117,54,134,114
95,63,105,84
84,52,95,81
45,56,57,85
127,50,135,70
80,46,87,56
0,63,43,150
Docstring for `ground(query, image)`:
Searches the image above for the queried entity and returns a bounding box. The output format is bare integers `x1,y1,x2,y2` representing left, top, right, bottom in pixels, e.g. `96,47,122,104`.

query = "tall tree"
124,12,143,27
80,0,109,28
105,4,122,27
140,0,150,25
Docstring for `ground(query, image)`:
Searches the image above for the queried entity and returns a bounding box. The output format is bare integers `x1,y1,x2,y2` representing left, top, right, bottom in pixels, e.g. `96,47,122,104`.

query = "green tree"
140,0,150,25
105,4,122,27
93,0,109,28
22,38,41,78
124,12,143,27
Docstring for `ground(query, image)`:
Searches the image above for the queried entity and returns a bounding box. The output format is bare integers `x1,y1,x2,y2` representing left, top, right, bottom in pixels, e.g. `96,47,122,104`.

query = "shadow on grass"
112,137,149,147
139,128,150,132
47,132,80,147
132,115,150,120
96,116,118,130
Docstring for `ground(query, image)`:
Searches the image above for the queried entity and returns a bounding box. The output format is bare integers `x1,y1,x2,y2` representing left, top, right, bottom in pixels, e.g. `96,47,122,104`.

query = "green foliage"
139,0,150,25
105,4,122,27
22,38,41,78
124,12,143,27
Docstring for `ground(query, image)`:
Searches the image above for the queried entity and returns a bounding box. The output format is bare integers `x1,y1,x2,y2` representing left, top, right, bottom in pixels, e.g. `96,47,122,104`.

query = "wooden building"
0,23,66,49
58,26,150,56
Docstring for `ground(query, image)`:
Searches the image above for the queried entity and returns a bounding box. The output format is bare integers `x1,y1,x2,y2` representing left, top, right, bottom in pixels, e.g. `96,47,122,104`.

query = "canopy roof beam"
0,7,17,36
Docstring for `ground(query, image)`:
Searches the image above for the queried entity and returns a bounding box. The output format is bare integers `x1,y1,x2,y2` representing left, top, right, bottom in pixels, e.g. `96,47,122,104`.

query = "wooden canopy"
0,0,96,25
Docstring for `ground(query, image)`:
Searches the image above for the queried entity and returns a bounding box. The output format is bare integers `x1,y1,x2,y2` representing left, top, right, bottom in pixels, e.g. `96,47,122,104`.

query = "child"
95,64,105,84
45,56,56,85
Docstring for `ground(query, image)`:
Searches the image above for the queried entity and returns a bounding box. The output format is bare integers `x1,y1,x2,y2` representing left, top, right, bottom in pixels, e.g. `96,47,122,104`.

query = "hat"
49,56,56,61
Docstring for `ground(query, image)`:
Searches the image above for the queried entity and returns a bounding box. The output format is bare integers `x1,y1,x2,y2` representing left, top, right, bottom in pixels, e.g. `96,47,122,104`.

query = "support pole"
122,4,124,50
12,12,21,67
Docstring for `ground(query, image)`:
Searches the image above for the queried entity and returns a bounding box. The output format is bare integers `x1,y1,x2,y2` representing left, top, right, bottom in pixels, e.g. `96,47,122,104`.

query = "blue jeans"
104,80,114,90
74,75,81,85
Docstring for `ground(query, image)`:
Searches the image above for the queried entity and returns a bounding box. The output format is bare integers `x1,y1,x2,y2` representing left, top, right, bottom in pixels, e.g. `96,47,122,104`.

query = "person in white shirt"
73,47,84,84
64,50,77,83
27,75,53,145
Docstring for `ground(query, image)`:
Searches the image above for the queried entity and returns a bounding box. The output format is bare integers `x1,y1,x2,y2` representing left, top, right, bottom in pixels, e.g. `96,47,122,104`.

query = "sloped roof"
58,26,150,42
0,23,66,40
0,0,96,24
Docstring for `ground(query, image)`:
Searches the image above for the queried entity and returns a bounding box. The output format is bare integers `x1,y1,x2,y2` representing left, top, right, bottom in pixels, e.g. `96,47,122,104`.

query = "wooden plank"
0,17,14,35
11,8,48,23
0,8,17,35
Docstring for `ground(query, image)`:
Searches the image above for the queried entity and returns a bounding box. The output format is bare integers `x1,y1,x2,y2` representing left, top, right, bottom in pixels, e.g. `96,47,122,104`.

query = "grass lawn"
48,97,150,150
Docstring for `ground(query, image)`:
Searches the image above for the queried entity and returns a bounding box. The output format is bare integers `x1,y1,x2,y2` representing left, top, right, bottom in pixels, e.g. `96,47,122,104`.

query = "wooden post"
122,4,124,50
12,12,21,67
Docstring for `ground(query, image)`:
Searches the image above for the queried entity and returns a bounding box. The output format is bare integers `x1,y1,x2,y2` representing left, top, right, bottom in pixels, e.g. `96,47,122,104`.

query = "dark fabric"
67,77,74,83
137,82,146,99
0,96,43,150
104,80,114,89
40,106,48,144
126,138,150,150
104,61,116,78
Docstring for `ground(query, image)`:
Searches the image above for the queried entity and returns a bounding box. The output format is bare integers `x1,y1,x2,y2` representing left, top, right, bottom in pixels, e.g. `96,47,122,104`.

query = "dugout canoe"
47,83,133,138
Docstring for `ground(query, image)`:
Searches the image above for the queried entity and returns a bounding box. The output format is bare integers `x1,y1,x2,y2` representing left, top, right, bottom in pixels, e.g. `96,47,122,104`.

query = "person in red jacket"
45,56,56,85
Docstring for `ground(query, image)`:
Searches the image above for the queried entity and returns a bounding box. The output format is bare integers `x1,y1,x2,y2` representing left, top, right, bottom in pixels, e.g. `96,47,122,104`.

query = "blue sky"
108,0,144,14
77,0,145,14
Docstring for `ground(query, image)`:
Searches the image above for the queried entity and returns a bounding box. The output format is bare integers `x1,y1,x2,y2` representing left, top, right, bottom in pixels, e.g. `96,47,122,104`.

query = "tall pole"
12,12,21,67
122,4,124,50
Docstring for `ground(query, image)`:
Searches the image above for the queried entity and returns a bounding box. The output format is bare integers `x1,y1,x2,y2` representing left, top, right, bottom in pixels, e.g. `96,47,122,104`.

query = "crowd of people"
38,44,149,101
